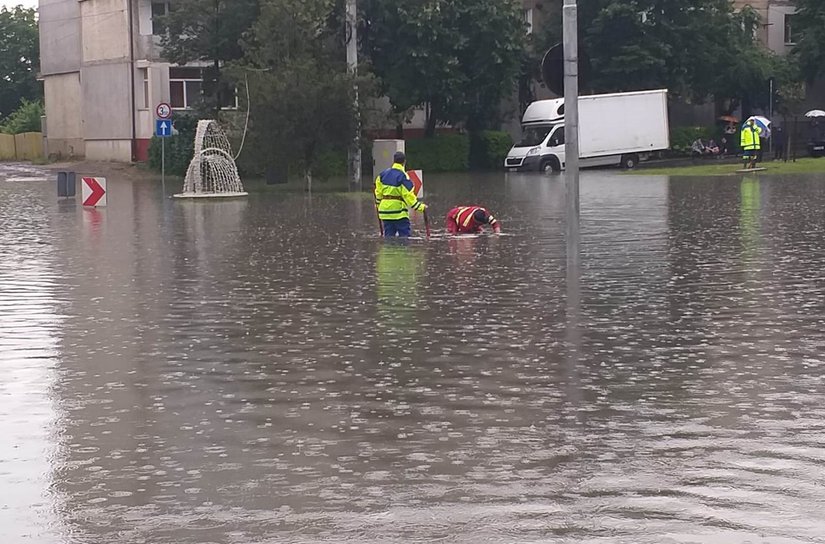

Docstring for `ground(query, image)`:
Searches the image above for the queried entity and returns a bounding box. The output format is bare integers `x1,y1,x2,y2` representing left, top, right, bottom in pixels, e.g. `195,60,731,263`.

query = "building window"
169,67,203,110
169,67,239,110
140,68,149,109
784,13,798,45
151,1,170,36
523,9,533,34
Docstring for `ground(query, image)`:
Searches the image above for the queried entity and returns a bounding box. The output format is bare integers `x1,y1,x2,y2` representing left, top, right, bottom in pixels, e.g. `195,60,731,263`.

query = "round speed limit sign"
156,103,172,119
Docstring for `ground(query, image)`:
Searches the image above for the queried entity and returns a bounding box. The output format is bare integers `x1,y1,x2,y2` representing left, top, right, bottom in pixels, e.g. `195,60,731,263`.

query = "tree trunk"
305,168,312,193
425,101,437,137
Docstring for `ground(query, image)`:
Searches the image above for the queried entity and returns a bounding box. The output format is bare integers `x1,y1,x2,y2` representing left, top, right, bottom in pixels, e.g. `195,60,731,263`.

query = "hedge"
405,134,470,172
670,126,715,154
470,131,513,170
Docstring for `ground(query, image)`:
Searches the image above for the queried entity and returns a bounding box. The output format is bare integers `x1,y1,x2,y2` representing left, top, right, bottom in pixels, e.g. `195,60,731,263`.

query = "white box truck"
504,89,670,173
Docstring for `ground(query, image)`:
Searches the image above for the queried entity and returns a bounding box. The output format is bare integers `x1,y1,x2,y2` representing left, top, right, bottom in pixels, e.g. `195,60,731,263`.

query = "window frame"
784,13,798,46
168,67,239,111
151,1,171,36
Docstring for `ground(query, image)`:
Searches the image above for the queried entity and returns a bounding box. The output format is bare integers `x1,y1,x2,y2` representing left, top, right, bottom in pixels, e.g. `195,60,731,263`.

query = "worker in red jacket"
446,206,501,235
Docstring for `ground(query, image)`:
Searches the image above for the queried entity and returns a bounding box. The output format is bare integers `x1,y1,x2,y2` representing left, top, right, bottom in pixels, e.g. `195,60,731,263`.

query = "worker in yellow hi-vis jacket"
374,152,427,237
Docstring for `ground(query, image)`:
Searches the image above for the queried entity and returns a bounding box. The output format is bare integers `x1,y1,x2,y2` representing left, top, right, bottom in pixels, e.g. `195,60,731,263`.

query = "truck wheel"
621,154,640,169
540,159,557,174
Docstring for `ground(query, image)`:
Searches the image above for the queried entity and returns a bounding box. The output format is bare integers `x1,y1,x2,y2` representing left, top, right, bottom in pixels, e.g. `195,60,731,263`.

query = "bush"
405,134,470,172
470,130,513,170
670,126,715,154
0,99,43,134
147,114,200,176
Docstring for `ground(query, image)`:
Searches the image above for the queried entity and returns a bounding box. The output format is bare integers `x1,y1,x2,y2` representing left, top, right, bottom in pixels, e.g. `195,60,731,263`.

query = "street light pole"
346,0,362,191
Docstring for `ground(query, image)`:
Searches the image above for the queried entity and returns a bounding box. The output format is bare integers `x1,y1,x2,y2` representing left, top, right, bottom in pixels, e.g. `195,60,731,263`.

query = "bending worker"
446,206,501,235
374,151,427,237
740,118,762,169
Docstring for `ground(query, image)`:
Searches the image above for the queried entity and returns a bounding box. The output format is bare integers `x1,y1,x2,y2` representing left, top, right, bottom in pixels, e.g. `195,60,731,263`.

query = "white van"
505,89,670,173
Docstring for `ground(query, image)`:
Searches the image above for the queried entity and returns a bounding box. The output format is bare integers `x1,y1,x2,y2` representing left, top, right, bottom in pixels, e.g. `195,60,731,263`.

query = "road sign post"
155,104,172,194
155,117,172,192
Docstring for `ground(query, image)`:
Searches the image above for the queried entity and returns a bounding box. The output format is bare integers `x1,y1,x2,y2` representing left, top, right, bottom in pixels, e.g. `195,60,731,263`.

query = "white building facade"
39,0,210,161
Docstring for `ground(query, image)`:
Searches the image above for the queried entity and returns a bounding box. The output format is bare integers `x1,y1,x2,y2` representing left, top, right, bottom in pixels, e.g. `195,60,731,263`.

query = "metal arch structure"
174,120,248,199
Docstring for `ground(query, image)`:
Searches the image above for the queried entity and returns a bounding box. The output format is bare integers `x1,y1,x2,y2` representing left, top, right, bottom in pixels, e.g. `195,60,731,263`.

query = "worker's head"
473,209,490,224
393,151,406,166
748,119,755,126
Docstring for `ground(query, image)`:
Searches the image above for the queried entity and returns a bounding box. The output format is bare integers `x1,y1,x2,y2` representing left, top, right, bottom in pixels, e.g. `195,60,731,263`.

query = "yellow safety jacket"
740,124,762,151
374,163,426,221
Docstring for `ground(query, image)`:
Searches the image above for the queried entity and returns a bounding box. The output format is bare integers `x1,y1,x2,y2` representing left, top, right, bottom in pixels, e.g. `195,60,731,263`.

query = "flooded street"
1,162,824,543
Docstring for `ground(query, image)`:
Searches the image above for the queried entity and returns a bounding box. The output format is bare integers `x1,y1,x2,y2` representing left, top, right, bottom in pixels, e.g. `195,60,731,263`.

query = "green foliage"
0,7,41,120
469,131,513,170
147,114,200,176
670,126,715,154
0,99,42,134
532,1,793,114
362,0,526,134
406,135,470,172
236,0,371,183
791,0,825,82
159,0,259,113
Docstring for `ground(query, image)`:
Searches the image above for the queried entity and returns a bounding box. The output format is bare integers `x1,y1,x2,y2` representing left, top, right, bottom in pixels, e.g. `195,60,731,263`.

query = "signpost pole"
161,137,166,193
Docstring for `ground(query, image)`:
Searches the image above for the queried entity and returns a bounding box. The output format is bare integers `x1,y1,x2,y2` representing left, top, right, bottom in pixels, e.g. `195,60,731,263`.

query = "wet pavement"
1,161,824,543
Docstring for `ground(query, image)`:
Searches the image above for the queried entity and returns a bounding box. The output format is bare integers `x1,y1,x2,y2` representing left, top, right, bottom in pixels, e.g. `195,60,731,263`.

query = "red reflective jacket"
446,206,500,234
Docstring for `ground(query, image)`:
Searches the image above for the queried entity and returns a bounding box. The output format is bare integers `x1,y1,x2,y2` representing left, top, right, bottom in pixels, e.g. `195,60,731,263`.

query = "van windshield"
516,125,554,147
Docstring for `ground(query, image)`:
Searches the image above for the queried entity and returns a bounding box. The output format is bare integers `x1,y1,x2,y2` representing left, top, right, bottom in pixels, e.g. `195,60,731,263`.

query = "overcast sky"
1,0,38,9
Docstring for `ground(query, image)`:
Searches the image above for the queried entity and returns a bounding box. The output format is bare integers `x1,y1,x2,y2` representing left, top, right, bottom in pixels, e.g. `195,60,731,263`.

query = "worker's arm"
488,215,501,233
400,176,426,213
374,175,382,207
446,214,459,234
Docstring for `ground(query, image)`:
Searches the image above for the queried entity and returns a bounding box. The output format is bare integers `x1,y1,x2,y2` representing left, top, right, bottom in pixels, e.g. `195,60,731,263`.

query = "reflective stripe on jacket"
374,163,425,221
740,125,762,151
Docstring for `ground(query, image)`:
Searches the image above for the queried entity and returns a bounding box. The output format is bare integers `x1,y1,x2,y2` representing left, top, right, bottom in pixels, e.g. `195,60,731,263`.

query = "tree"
530,0,789,116
159,0,259,114
362,0,525,135
0,99,43,134
792,0,825,82
237,0,370,185
0,6,41,121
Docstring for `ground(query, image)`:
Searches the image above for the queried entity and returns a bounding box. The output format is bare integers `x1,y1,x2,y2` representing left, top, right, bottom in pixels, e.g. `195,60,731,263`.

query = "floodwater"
1,162,824,544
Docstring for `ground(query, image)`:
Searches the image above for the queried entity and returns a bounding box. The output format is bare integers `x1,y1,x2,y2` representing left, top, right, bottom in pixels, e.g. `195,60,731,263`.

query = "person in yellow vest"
374,152,427,237
740,119,762,169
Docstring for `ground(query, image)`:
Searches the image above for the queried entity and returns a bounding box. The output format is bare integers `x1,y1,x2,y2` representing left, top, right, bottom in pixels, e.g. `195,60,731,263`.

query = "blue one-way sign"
155,119,172,138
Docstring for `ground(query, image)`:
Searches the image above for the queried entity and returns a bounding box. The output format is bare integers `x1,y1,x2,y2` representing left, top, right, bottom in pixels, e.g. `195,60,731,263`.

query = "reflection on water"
1,164,824,543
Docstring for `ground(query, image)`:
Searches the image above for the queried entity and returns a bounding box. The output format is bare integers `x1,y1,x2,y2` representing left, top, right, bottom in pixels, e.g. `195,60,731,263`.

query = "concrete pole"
346,0,362,191
563,0,580,215
563,0,582,379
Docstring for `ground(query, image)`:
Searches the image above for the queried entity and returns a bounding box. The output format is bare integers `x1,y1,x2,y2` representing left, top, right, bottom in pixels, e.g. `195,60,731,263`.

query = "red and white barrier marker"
81,177,107,207
407,170,424,198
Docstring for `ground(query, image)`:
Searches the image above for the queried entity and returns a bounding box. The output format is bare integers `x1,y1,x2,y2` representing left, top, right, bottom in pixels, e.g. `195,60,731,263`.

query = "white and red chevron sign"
407,170,423,198
81,177,107,207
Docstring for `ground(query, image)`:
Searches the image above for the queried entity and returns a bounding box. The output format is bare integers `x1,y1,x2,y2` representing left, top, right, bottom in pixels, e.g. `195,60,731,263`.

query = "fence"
0,132,44,161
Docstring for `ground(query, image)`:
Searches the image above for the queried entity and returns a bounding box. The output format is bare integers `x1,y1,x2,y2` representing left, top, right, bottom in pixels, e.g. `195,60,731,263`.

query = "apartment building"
39,0,209,161
733,0,799,55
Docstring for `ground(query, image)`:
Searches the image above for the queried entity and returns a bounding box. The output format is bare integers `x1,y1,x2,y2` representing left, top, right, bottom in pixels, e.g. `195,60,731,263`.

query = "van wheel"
540,160,557,174
621,154,640,169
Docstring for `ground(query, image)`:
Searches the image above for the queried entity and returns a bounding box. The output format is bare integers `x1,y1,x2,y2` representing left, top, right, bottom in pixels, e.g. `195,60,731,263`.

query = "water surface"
1,163,824,543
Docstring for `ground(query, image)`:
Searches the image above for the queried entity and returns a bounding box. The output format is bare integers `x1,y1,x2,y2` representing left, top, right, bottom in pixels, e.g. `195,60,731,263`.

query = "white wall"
767,3,797,56
39,0,82,75
43,72,84,157
80,0,129,63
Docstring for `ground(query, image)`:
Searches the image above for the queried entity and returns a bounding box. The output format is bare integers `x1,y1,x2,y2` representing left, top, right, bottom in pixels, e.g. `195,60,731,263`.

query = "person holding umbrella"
740,118,763,169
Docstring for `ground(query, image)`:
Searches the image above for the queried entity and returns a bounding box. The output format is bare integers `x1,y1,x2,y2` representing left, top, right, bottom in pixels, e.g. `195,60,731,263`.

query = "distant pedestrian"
773,126,785,161
740,119,762,169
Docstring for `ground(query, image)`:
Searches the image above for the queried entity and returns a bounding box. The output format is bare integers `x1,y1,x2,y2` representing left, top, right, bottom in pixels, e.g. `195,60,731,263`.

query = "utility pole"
563,0,582,393
346,0,362,191
563,0,580,218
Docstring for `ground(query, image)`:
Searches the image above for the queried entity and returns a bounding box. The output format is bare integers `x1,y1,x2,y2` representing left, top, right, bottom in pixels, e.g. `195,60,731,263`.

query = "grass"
634,157,825,176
